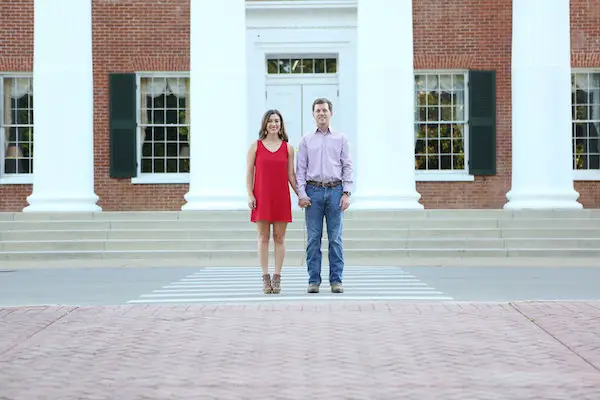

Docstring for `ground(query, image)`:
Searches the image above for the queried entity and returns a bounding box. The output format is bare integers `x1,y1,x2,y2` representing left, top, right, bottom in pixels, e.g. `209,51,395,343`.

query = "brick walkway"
1,302,600,399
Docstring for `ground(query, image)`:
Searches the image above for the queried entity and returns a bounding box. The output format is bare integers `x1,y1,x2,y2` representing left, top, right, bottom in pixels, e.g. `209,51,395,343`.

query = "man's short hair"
312,97,333,112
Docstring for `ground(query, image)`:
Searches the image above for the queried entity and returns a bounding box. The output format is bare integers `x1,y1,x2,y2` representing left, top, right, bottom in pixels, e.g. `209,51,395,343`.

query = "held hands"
248,195,257,210
298,197,311,208
339,193,350,212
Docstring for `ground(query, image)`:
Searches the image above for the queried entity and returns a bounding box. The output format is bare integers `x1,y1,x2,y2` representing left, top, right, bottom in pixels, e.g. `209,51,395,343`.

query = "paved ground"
1,301,600,399
2,265,600,306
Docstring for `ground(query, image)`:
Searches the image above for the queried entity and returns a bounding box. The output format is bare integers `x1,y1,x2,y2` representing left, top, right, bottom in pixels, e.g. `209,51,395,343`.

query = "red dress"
250,140,292,223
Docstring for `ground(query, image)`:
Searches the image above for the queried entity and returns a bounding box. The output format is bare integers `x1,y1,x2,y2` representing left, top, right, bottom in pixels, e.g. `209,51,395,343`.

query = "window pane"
139,77,190,174
325,58,337,73
413,73,467,172
571,72,600,170
3,77,34,175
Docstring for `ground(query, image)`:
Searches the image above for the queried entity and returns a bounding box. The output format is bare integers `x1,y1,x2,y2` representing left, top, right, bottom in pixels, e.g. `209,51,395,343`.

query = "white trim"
0,175,33,185
415,172,475,182
413,70,470,175
136,71,190,78
132,72,191,184
0,73,34,181
246,0,356,10
573,170,600,181
131,173,189,185
570,68,600,176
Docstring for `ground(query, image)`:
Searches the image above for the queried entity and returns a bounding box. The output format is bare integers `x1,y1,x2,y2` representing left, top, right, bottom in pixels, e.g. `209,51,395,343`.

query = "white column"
182,0,248,210
504,0,581,209
353,0,423,210
24,0,100,212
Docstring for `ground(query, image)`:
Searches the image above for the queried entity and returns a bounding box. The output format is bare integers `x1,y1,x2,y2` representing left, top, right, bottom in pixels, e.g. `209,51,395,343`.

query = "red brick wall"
0,0,33,211
0,0,598,211
92,0,190,211
413,0,513,208
571,0,600,208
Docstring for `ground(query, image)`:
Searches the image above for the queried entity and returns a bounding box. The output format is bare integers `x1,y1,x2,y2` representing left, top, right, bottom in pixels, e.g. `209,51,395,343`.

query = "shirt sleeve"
341,135,354,193
296,136,309,199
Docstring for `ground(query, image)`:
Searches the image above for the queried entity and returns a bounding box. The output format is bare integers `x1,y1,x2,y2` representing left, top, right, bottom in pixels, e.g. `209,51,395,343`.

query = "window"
1,76,34,178
266,57,337,74
414,72,467,172
572,71,600,172
139,76,190,175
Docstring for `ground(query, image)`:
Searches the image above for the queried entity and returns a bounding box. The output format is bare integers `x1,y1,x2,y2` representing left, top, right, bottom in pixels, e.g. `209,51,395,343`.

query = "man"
296,98,354,294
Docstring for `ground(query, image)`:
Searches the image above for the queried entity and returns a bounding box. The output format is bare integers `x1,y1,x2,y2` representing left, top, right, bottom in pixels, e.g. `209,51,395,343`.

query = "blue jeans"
305,183,344,285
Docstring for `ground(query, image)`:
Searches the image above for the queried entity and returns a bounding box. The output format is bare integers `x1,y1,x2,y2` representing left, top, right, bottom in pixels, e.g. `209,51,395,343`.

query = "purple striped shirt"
295,127,354,200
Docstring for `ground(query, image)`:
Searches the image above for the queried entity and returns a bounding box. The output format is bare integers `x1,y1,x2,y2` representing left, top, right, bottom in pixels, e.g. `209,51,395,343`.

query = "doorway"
265,83,339,147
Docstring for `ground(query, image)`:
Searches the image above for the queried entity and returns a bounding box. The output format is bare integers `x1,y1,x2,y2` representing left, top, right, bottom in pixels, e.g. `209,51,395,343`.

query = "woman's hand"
248,195,257,209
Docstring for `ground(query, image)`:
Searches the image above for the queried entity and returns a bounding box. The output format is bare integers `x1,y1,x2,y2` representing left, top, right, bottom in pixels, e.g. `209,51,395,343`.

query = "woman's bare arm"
287,143,299,197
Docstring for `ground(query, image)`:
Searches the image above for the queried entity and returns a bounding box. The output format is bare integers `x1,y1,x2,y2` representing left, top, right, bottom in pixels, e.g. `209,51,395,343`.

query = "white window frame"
0,73,34,185
414,69,473,182
572,68,600,181
131,71,190,185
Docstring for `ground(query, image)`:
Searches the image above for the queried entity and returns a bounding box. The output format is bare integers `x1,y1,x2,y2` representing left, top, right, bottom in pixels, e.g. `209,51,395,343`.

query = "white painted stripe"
188,271,414,276
176,274,419,282
152,287,440,293
127,295,454,303
163,282,429,289
141,291,445,298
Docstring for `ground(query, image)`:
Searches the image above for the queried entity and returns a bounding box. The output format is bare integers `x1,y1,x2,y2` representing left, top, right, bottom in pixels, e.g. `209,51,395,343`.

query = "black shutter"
468,70,496,176
109,73,137,178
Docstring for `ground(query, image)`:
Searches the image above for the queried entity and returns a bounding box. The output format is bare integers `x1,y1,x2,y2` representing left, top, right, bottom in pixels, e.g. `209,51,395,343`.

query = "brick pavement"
0,302,599,399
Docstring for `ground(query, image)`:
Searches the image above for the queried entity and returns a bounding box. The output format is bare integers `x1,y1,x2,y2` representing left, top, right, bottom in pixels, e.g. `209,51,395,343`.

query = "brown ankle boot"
262,274,272,294
271,274,281,294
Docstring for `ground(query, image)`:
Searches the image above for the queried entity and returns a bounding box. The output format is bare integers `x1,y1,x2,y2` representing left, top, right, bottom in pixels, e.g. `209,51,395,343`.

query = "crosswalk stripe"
127,266,453,304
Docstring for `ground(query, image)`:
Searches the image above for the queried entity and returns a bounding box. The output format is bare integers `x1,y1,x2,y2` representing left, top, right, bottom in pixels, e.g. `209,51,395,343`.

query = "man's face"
313,103,332,127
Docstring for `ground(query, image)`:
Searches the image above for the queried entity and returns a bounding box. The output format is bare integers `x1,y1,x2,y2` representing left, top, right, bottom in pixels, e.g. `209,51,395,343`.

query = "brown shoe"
262,274,272,294
307,284,320,293
271,274,281,294
331,283,344,293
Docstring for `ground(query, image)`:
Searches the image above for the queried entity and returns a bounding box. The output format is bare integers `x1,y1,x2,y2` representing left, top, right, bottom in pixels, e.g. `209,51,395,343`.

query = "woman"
246,109,299,294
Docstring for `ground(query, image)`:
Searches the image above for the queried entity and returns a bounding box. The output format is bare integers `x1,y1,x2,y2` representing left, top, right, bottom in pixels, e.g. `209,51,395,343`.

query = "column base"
351,194,424,210
182,192,247,211
23,194,101,213
504,190,582,210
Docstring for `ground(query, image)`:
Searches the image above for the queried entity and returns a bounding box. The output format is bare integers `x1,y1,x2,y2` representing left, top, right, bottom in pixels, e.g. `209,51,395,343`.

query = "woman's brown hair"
258,109,289,142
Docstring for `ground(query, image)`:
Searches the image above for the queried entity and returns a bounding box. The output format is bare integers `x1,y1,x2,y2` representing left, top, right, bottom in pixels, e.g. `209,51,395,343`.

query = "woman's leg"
272,222,288,275
271,222,288,294
256,221,272,293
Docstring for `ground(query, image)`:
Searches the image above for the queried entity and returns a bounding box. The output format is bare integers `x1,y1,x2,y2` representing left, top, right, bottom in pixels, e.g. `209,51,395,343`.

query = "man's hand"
339,193,350,211
299,197,311,208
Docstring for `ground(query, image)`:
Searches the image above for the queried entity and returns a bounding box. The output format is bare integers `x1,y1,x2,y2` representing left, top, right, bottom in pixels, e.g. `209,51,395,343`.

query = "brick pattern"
1,302,599,398
0,0,599,211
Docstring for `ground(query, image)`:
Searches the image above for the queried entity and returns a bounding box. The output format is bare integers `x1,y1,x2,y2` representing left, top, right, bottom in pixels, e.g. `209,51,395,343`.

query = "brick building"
0,0,598,212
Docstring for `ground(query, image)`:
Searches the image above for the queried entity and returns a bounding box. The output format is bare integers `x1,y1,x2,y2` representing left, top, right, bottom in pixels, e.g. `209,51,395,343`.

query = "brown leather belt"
307,180,342,188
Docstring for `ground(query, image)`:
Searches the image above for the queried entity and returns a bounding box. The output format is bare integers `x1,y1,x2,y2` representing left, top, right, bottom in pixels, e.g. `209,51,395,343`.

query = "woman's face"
266,113,281,136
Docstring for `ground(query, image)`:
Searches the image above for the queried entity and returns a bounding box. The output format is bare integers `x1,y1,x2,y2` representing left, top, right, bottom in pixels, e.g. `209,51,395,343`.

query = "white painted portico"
24,0,582,212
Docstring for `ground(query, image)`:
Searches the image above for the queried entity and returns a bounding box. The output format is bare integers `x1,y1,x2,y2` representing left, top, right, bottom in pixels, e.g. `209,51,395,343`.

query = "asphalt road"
1,265,600,306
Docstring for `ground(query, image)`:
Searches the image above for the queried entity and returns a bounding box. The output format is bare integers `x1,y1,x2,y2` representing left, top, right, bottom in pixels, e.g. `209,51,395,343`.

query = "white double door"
265,83,339,149
265,82,338,209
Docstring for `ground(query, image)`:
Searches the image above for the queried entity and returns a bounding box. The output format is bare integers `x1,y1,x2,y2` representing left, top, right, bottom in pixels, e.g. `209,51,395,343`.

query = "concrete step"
2,209,600,261
1,247,600,262
2,237,600,252
2,209,600,221
4,227,600,242
3,217,600,231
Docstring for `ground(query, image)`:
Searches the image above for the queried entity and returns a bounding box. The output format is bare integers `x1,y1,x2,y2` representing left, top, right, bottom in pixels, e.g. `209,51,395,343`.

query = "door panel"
301,84,339,136
265,85,302,147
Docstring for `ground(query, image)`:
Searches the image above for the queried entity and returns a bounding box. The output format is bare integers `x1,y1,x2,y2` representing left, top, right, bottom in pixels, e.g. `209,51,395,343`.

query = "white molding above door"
246,0,357,10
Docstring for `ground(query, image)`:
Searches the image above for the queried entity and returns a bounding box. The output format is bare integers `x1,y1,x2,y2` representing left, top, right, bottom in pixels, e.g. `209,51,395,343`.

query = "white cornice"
246,0,357,10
